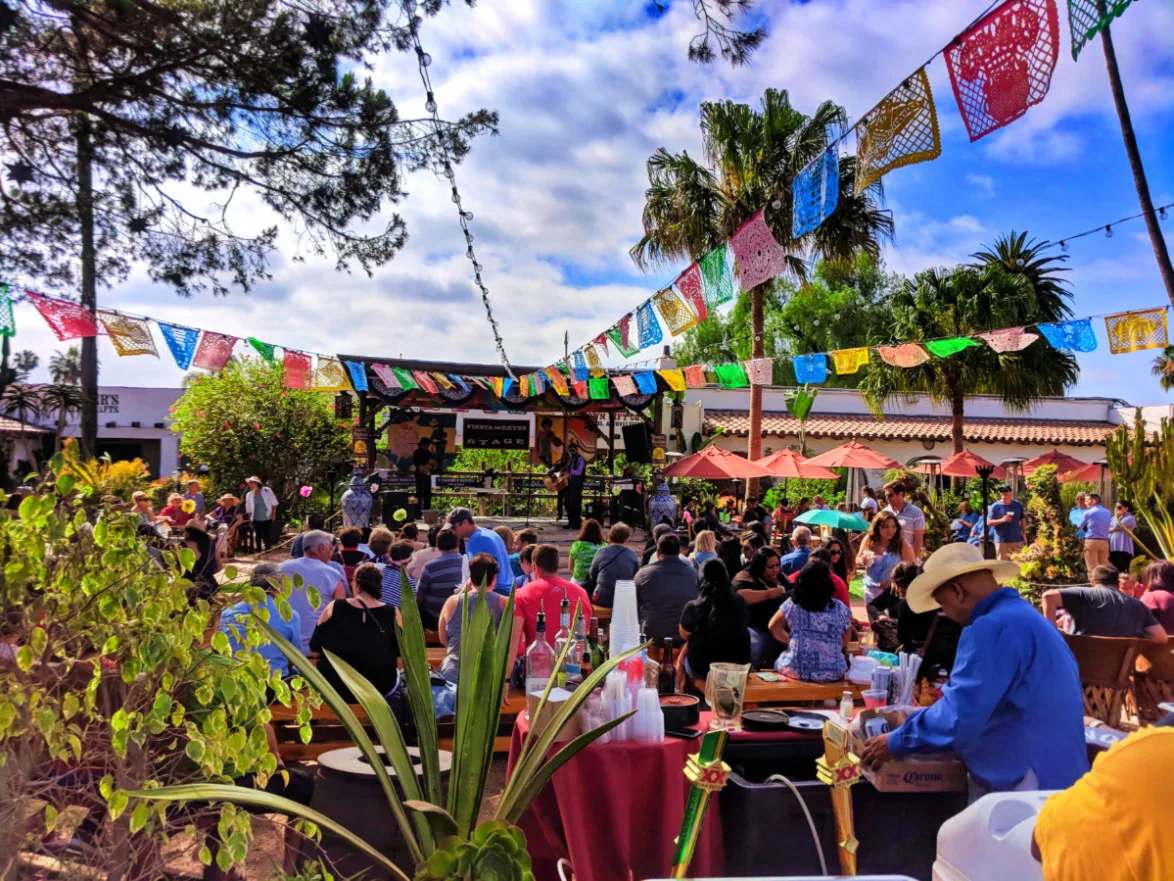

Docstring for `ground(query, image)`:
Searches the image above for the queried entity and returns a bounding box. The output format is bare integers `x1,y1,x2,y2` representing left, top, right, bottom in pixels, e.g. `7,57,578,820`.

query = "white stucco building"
61,386,184,477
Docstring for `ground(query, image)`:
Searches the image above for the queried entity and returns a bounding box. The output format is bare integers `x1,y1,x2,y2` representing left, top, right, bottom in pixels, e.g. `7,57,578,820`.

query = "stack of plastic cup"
604,670,633,742
633,687,665,744
608,580,641,656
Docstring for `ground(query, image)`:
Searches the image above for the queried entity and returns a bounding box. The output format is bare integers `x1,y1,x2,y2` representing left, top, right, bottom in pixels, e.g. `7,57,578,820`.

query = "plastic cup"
863,689,887,709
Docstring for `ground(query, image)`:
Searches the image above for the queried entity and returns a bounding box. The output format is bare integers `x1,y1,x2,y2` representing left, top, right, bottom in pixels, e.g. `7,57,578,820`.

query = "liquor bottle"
840,689,854,723
590,616,606,671
554,590,572,688
525,611,555,696
658,637,676,695
573,613,590,684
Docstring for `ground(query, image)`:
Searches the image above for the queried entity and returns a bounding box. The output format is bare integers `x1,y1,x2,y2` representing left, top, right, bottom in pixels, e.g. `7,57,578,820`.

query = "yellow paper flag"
832,347,870,375
657,369,686,391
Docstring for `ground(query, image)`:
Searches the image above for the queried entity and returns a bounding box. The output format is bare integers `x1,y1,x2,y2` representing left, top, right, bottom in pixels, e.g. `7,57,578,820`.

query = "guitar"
544,469,570,493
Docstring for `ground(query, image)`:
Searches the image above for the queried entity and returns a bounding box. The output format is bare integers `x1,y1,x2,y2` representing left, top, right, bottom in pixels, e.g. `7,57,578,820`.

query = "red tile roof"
703,410,1115,447
0,416,52,435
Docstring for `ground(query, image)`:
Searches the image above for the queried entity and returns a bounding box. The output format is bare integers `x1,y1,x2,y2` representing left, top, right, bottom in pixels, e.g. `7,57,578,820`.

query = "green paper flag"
1067,0,1134,60
588,376,611,400
247,337,276,363
605,319,640,357
926,337,979,359
0,285,15,337
714,362,749,388
700,244,736,309
393,367,419,390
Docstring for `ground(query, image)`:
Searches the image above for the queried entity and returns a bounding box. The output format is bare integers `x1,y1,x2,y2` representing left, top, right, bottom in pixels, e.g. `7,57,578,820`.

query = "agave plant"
131,578,640,880
1105,409,1174,560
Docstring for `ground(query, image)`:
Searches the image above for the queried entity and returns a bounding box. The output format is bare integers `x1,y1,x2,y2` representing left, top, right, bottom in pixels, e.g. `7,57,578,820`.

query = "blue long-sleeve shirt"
887,587,1088,791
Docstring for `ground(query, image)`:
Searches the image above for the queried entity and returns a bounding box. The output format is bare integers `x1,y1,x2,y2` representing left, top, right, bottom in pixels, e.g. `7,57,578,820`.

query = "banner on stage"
461,417,532,450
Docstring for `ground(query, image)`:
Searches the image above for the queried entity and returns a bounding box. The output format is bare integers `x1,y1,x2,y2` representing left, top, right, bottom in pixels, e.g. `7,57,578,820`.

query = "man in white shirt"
279,530,346,652
244,477,280,551
882,479,926,557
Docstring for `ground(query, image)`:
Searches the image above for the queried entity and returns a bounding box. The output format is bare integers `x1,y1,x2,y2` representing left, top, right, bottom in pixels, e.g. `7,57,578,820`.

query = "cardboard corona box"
849,707,967,793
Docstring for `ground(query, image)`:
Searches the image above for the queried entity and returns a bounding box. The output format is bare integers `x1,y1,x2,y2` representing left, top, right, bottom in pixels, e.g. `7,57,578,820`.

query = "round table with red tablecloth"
507,709,823,881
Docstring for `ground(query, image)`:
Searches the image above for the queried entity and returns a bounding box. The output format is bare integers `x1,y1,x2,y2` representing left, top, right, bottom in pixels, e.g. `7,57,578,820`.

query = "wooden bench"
692,674,864,709
270,690,527,761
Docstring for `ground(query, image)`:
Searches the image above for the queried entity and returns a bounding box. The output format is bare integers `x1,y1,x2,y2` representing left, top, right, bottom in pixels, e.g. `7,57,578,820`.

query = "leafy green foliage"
1009,465,1086,604
0,453,310,873
170,359,350,511
1106,409,1174,560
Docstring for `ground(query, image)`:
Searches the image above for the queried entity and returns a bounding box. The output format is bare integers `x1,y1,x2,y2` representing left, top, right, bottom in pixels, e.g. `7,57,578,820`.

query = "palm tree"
1152,346,1174,392
631,89,893,490
0,383,45,472
49,347,83,386
39,383,88,452
860,263,1078,454
971,230,1070,318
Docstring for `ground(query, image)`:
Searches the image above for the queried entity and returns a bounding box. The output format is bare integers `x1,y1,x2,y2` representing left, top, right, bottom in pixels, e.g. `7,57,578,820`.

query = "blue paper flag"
571,350,589,382
502,377,515,397
157,322,200,370
448,374,469,393
343,360,368,392
637,301,663,349
793,353,828,384
634,371,658,394
1037,319,1097,353
792,146,841,238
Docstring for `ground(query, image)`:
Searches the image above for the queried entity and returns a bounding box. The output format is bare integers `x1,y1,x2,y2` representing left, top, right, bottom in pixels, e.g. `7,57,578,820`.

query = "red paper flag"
675,263,707,322
192,332,237,371
283,350,312,388
945,0,1059,142
572,380,589,398
684,364,708,387
412,370,439,394
27,292,98,341
593,332,610,357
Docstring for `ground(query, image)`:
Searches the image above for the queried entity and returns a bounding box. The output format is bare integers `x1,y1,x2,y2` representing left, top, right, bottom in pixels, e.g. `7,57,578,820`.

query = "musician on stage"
413,437,438,512
565,441,587,530
550,448,569,523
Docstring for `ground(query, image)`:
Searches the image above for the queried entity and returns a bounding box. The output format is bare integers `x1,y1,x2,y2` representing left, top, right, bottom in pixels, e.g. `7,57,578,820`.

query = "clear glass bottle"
573,612,590,685
840,689,854,723
525,610,555,696
554,590,572,688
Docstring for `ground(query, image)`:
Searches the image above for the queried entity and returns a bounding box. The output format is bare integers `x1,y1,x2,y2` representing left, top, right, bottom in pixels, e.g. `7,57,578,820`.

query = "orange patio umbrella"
754,449,840,480
915,450,1007,479
1023,449,1086,476
1059,461,1107,483
663,445,774,480
805,439,902,471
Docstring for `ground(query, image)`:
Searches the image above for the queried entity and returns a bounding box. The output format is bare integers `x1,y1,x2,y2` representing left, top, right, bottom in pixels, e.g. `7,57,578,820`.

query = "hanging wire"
403,1,514,377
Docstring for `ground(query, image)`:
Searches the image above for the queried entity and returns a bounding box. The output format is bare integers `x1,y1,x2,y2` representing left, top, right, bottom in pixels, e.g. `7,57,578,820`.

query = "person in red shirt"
1141,560,1174,632
158,493,192,528
512,544,593,653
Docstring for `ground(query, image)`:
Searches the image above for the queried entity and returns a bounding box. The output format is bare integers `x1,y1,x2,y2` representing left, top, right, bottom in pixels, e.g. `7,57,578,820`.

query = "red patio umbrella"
754,449,840,480
805,440,902,471
1022,449,1086,476
1059,461,1107,483
915,450,1007,479
663,444,774,479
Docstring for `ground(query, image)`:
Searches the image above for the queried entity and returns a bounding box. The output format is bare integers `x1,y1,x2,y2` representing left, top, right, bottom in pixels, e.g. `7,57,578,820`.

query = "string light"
1105,225,1113,238
404,1,514,376
1162,207,1169,221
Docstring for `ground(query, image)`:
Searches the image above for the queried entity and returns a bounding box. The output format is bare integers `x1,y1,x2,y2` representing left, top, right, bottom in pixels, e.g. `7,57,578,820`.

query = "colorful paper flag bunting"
247,337,276,363
792,146,840,237
633,371,658,395
856,68,941,194
502,377,515,398
28,292,98,341
636,300,663,349
945,0,1059,142
1067,0,1133,60
979,327,1039,352
98,312,158,357
612,374,638,397
572,380,589,399
588,377,610,400
684,364,708,387
593,332,610,357
393,367,419,390
571,350,589,382
283,351,313,389
192,332,237,371
658,369,686,391
699,244,736,309
1105,308,1168,354
606,314,641,357
449,374,470,393
730,210,788,292
1037,319,1097,352
651,287,700,335
0,285,15,337
158,322,200,370
344,361,369,392
793,353,828,384
412,371,439,394
926,337,980,359
714,363,749,388
544,367,569,395
674,263,707,323
431,372,454,390
832,347,870,375
877,343,930,367
743,357,773,385
372,363,400,389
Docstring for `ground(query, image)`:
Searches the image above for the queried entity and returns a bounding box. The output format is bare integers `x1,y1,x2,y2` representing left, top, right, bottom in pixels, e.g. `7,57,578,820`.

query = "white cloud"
967,173,995,196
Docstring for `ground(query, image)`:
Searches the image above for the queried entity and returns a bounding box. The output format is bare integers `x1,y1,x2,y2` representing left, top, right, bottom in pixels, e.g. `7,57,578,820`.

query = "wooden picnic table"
693,673,864,709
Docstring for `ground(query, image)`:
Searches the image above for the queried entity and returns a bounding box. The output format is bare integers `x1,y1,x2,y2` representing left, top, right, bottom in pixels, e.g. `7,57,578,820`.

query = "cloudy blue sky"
16,0,1174,404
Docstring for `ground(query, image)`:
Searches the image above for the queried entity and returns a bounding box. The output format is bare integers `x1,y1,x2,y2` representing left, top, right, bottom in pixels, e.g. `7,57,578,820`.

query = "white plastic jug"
932,791,1056,881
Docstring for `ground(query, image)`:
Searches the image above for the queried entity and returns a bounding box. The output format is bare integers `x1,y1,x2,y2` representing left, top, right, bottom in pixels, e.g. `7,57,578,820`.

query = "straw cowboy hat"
906,542,1019,614
217,494,240,507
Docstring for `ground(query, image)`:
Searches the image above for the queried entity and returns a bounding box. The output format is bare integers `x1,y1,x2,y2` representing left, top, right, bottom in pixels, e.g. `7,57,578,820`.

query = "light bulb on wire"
1060,240,1068,253
1105,225,1113,238
1161,206,1169,221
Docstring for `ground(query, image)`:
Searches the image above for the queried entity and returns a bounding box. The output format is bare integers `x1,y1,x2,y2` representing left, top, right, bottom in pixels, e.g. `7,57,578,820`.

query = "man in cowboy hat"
861,543,1087,799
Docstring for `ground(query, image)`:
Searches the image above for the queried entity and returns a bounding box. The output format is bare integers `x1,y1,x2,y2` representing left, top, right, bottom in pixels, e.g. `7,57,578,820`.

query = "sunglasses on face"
829,548,843,557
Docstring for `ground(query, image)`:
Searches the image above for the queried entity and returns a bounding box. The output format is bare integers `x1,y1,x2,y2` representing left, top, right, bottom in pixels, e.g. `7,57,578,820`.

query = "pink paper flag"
684,364,708,387
372,363,400,389
283,350,312,388
612,374,638,397
979,327,1040,353
730,210,787,292
876,343,930,368
675,263,707,322
192,332,237,371
743,357,773,386
27,292,98,341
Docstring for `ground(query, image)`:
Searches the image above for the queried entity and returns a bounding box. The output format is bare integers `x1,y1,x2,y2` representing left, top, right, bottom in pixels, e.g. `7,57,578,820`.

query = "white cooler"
932,791,1057,881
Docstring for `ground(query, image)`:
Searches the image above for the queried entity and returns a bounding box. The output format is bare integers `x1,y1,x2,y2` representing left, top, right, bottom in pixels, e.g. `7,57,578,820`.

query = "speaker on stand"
621,423,652,464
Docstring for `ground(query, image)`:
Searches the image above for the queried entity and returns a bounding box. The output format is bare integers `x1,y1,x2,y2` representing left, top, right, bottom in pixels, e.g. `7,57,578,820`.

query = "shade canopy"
754,449,840,480
805,440,901,471
795,508,871,532
1022,449,1086,476
663,445,774,479
1059,462,1107,484
915,450,1007,480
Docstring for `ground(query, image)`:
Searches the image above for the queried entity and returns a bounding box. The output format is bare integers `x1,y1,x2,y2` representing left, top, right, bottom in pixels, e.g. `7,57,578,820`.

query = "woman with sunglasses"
856,511,916,622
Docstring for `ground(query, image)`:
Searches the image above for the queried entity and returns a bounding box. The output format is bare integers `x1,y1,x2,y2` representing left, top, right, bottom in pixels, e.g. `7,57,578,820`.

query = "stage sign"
463,418,531,450
436,475,487,489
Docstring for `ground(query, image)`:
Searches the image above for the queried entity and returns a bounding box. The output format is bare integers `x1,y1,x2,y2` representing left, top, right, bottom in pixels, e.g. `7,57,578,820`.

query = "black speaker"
380,490,415,523
622,423,652,463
